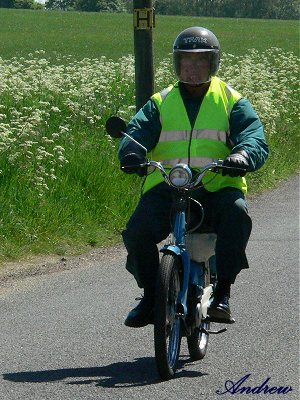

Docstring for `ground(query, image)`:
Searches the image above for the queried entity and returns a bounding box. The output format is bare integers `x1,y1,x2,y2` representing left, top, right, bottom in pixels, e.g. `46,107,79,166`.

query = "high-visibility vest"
143,76,247,194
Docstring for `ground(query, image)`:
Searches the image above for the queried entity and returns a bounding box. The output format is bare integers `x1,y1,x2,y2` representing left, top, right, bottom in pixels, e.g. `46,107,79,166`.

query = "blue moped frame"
160,210,203,317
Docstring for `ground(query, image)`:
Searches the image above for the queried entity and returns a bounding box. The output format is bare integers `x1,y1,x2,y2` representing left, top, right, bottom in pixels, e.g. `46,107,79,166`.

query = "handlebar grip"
211,165,247,176
121,164,146,170
222,166,246,172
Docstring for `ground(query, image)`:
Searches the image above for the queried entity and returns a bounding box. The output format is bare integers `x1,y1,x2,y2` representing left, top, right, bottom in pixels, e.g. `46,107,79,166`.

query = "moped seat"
186,231,217,263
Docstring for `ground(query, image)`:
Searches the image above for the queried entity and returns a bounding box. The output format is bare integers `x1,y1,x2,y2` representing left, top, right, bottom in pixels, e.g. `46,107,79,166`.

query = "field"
0,9,299,262
0,9,299,60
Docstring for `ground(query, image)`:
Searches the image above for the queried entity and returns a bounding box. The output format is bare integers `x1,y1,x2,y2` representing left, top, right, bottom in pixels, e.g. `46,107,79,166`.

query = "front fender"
160,244,181,257
160,244,190,316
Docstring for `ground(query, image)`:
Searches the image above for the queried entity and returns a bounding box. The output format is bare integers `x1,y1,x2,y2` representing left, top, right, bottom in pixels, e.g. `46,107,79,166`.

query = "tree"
0,0,44,8
123,0,132,12
0,0,15,7
154,0,299,19
45,0,75,10
14,0,35,8
74,0,125,12
154,0,191,16
74,0,98,11
25,0,300,18
274,0,299,20
96,0,126,12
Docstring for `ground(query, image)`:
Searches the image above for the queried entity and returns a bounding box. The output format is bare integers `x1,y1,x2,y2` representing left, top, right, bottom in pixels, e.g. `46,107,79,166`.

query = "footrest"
208,316,235,324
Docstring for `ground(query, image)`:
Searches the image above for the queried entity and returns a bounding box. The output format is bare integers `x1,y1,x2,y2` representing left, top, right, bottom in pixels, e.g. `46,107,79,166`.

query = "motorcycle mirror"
105,116,127,138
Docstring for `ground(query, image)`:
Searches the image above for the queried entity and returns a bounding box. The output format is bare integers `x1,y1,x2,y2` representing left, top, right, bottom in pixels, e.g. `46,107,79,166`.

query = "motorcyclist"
118,27,269,327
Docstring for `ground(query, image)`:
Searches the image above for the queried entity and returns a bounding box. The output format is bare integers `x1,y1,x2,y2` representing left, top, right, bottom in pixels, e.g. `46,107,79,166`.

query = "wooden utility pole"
133,0,155,111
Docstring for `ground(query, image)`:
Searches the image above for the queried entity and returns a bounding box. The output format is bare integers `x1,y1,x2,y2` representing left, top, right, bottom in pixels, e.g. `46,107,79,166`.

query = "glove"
120,153,147,177
222,150,249,177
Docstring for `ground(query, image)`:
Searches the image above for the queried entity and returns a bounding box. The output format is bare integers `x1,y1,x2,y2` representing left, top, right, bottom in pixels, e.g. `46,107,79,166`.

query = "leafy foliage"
0,0,14,6
1,0,299,19
42,0,300,19
44,0,74,11
0,0,42,8
44,0,126,12
153,0,299,19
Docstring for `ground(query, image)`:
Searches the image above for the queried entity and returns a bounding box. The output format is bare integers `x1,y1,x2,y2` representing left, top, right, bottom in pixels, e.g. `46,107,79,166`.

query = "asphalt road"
0,176,299,400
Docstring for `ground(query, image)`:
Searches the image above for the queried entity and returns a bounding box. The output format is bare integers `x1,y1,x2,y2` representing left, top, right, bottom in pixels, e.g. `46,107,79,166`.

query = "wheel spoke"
167,319,180,367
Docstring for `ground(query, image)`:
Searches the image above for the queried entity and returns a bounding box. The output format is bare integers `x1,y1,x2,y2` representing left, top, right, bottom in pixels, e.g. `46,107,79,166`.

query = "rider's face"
179,52,210,85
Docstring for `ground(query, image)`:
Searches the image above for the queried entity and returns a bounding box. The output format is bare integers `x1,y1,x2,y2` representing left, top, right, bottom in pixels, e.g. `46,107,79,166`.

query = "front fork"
160,243,212,325
160,210,215,332
160,209,190,316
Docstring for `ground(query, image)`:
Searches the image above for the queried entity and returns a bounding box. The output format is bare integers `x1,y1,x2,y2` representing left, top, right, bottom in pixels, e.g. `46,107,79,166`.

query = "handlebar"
105,116,246,189
121,160,246,191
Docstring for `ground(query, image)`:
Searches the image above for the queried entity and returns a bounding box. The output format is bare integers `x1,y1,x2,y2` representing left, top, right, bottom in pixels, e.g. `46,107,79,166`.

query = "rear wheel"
187,260,211,360
154,253,182,380
187,319,210,360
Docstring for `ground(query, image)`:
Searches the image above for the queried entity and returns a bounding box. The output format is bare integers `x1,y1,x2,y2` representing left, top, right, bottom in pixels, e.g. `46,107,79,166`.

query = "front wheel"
154,253,182,380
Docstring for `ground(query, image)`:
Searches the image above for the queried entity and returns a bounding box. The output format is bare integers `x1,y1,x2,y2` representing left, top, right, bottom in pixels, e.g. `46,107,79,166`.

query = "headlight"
169,164,192,188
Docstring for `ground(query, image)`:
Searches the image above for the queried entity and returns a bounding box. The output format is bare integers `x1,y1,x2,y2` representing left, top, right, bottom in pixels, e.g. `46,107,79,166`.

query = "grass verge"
0,11,298,264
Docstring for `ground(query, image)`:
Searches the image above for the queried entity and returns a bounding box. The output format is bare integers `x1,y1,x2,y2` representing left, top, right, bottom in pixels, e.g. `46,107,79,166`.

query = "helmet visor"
174,50,217,85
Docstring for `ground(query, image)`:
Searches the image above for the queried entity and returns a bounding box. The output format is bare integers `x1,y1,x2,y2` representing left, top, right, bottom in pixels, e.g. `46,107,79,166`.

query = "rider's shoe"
124,294,154,328
208,286,235,324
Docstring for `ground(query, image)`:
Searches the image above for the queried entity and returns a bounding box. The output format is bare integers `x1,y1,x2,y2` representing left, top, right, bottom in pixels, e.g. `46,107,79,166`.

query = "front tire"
154,253,182,380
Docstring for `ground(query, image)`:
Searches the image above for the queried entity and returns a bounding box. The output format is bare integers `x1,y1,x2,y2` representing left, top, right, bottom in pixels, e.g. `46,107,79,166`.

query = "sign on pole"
133,0,155,111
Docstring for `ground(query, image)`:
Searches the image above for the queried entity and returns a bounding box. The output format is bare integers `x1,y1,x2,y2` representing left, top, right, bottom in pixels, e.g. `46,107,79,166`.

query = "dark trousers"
122,183,252,291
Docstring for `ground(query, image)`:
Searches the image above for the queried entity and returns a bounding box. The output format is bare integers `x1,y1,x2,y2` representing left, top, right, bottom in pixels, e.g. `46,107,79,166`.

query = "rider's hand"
120,153,147,177
222,150,249,177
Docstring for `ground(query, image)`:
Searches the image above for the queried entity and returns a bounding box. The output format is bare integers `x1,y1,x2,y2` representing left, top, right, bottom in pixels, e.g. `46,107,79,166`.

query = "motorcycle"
106,116,244,380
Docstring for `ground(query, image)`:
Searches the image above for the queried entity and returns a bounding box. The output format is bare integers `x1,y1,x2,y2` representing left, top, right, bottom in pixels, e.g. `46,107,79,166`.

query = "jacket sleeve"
118,99,161,161
229,98,269,171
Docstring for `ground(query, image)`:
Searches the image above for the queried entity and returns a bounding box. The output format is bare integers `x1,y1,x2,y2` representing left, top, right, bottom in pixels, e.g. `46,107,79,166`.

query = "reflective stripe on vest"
143,77,247,194
159,129,228,143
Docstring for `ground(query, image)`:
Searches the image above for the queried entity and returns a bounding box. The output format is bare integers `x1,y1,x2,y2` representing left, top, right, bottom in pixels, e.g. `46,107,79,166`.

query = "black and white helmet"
173,27,221,84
